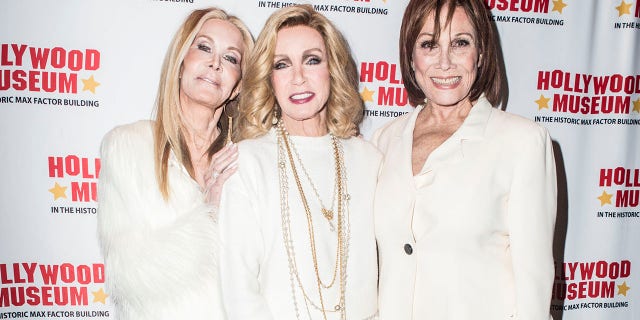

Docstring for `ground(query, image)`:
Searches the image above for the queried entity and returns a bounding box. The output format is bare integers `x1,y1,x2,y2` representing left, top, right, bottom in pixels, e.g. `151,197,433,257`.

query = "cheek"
227,70,242,86
458,51,479,69
464,59,479,80
314,71,331,91
271,75,285,96
271,77,293,106
319,75,331,92
412,58,433,78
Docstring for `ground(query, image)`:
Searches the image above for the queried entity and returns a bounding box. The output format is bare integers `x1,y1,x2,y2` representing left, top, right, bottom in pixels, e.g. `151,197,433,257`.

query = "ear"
477,53,482,68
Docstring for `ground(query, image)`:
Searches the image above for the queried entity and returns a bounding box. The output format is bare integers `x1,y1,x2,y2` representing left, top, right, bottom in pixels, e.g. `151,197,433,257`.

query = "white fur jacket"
97,120,224,320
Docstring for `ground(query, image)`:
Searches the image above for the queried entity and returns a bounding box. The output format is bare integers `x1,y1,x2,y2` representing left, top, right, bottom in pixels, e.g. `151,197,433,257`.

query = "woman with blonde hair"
219,4,380,320
97,7,253,319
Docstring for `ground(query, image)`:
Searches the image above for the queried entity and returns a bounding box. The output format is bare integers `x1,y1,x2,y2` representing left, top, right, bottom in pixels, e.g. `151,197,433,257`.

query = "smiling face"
412,6,480,109
271,25,331,135
179,18,244,111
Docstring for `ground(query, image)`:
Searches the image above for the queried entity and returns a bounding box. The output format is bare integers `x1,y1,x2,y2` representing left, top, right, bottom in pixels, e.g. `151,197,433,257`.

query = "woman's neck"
423,99,474,125
281,116,328,137
182,105,223,154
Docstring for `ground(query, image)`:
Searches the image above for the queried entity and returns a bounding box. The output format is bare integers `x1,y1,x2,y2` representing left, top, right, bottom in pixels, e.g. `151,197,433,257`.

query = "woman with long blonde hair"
97,7,253,319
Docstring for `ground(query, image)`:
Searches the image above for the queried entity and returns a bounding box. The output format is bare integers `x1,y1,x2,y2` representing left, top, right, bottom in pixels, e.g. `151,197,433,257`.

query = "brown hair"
399,0,505,107
235,4,362,140
153,7,254,200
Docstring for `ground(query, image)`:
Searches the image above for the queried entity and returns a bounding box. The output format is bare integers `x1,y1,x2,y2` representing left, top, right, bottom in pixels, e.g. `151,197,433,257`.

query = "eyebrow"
273,47,324,60
418,31,475,38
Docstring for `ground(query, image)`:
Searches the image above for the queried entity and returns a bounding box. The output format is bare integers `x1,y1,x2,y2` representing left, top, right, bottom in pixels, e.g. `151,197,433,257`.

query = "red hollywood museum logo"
48,155,101,203
0,263,106,307
553,260,631,300
1,44,100,94
360,61,408,107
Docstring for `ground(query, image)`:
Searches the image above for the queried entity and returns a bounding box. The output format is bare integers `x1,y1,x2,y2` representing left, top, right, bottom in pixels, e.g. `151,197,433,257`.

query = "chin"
429,94,470,107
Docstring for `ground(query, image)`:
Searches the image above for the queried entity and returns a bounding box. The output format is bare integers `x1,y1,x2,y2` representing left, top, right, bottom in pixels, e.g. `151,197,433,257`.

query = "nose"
437,47,452,71
291,66,306,85
209,54,222,72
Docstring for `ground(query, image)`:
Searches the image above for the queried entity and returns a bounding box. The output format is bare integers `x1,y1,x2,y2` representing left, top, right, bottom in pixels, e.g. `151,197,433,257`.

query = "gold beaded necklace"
277,122,349,320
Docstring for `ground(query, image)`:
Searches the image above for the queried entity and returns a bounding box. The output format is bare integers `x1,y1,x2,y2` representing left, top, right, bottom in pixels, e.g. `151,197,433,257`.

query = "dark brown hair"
399,0,505,107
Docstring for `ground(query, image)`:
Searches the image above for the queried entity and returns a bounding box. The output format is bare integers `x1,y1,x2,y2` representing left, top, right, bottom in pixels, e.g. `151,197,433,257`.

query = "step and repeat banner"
1,0,638,319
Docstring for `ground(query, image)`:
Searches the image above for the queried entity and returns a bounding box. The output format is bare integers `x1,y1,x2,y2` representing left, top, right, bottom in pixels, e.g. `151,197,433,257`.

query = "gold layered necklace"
277,121,350,320
287,128,339,232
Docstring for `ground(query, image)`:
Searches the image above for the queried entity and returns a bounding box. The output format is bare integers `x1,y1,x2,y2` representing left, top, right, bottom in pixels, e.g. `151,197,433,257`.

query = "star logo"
92,288,109,304
615,1,633,16
597,190,613,206
617,281,630,296
552,0,568,14
632,98,640,113
535,94,551,110
361,87,375,103
82,75,101,94
48,182,67,200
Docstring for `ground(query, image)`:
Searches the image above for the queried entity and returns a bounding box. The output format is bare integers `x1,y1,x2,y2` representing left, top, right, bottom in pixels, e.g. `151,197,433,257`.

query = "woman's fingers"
209,143,238,173
205,143,237,181
204,143,239,205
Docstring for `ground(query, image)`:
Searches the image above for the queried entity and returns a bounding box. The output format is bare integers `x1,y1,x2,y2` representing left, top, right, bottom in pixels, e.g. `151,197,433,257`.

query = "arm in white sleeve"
219,169,274,320
97,126,218,308
507,126,557,320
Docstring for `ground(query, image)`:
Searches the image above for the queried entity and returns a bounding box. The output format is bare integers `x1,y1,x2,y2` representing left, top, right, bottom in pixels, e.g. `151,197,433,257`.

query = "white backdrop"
1,0,638,319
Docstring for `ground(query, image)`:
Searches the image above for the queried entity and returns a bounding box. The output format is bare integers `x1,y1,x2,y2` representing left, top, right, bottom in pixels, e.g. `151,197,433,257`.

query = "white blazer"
372,97,557,320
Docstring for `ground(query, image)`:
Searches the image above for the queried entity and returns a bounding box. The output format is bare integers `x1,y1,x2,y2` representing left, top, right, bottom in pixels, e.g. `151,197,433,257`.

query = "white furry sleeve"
97,122,219,310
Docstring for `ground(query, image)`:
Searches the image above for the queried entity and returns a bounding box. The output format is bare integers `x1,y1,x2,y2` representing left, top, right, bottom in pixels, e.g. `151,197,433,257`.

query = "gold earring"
223,100,236,144
272,106,279,126
226,115,233,144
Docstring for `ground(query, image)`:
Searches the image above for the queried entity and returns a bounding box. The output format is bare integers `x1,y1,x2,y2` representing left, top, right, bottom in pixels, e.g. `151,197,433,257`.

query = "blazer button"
404,243,413,255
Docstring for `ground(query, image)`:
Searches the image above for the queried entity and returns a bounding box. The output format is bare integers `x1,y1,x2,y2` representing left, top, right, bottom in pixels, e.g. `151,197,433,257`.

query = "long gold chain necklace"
282,126,341,290
287,136,338,230
277,123,349,320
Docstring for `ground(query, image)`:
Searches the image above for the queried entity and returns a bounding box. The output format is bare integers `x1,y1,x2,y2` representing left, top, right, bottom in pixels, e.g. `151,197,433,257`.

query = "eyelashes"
196,43,240,65
418,38,474,52
419,40,437,49
452,39,471,48
272,55,323,70
273,61,288,70
224,55,238,65
197,43,211,53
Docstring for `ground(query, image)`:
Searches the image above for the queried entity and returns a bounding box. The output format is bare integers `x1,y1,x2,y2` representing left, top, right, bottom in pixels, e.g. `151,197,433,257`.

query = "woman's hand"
204,143,238,206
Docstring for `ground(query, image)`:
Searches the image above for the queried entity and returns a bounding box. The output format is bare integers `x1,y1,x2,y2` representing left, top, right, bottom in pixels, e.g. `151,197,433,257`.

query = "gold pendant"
321,208,334,221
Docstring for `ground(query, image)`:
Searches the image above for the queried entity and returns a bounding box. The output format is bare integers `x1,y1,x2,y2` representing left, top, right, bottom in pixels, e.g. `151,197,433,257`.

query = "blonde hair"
154,7,254,200
235,4,362,140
